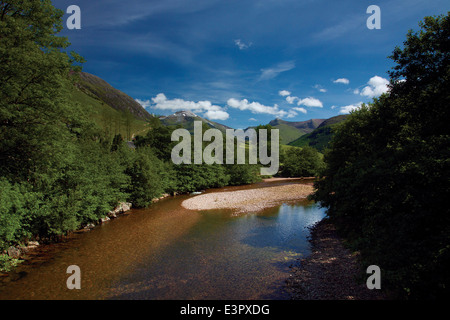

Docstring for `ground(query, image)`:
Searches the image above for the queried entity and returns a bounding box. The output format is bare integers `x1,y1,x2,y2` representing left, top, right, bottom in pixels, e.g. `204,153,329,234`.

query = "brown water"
0,179,325,300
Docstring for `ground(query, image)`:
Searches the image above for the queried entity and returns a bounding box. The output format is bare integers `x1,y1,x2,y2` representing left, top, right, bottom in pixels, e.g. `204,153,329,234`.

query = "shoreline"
285,218,386,300
2,177,383,300
181,180,314,214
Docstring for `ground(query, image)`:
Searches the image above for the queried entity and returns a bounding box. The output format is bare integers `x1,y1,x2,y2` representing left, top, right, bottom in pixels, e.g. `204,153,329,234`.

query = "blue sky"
55,0,449,129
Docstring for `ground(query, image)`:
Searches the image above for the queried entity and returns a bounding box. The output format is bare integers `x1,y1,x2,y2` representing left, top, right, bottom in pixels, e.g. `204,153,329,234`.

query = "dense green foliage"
279,146,325,177
288,115,348,151
0,0,263,263
312,14,450,299
259,118,324,145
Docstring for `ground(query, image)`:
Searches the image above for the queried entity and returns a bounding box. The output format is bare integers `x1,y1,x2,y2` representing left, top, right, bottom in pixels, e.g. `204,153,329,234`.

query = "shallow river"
0,179,325,300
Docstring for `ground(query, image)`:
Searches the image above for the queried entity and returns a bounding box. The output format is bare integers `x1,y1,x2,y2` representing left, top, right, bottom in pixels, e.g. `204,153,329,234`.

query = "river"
0,179,325,300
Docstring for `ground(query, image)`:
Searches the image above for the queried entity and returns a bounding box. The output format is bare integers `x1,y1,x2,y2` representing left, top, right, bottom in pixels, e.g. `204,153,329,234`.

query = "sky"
55,0,449,129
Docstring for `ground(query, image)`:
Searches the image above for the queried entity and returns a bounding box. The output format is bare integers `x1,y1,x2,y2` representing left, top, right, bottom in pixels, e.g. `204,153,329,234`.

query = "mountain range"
288,115,348,151
159,110,232,133
76,72,152,120
70,71,348,149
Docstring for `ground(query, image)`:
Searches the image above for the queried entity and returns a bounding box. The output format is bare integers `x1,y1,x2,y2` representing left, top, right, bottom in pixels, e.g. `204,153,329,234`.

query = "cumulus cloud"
227,98,280,115
135,98,151,108
227,98,297,118
234,39,252,50
279,90,291,97
204,110,230,121
259,60,295,80
297,97,323,108
358,76,389,98
339,102,363,114
286,96,298,104
137,93,230,121
333,78,350,85
293,107,307,114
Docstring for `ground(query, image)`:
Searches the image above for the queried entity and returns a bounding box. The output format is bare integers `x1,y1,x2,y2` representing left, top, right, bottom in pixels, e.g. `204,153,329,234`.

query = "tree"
312,13,450,299
124,148,164,208
134,118,175,161
0,0,84,182
280,147,325,177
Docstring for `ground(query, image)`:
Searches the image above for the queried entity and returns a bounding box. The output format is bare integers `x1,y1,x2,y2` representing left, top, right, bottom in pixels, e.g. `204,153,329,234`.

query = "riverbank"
285,218,386,300
181,182,314,214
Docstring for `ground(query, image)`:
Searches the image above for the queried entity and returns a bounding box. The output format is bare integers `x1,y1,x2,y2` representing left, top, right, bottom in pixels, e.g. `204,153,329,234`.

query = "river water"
0,179,325,300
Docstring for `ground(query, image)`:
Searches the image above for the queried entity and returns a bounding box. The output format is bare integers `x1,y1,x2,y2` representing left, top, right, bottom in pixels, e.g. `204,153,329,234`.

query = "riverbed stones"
108,202,133,218
182,183,314,214
7,246,21,259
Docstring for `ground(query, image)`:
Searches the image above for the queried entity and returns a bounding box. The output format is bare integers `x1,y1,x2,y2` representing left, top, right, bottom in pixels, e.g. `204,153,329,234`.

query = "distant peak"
173,110,199,118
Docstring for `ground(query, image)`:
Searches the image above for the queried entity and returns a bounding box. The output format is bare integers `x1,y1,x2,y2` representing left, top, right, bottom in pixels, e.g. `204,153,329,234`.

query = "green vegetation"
0,0,262,269
271,122,307,145
312,14,450,299
279,146,325,177
288,115,348,151
250,118,324,145
69,82,149,141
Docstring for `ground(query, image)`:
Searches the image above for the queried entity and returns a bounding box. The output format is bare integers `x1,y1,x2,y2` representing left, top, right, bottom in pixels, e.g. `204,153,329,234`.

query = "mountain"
288,115,348,151
159,110,232,133
69,72,152,140
265,118,325,145
76,72,152,120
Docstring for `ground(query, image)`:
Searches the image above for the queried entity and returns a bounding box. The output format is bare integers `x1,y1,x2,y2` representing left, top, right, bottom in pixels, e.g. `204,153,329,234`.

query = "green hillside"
69,73,152,141
77,72,151,120
288,115,348,151
248,118,325,145
272,123,308,145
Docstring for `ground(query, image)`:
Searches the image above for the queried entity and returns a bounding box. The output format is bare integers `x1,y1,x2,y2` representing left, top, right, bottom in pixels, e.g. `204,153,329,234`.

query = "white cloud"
227,98,294,118
333,78,350,85
149,93,217,112
286,96,298,104
358,76,389,98
227,98,278,114
279,90,291,97
204,110,230,121
249,118,258,121
140,93,230,121
293,107,307,114
234,39,252,50
135,98,151,108
297,97,323,108
339,102,363,114
313,84,327,93
259,60,295,80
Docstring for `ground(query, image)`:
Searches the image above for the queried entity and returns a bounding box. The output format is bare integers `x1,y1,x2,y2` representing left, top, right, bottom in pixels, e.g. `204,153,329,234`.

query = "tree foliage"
312,13,450,299
279,146,325,177
0,0,263,271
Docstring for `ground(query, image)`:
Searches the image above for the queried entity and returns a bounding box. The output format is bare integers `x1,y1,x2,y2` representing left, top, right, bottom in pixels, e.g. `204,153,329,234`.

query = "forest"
0,0,323,270
312,14,449,299
1,0,448,301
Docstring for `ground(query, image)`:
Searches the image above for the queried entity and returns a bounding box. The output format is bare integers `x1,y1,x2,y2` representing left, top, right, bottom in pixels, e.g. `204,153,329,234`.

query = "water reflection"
0,180,325,300
107,200,325,300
